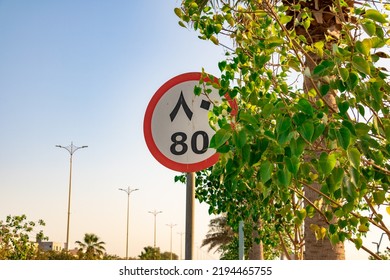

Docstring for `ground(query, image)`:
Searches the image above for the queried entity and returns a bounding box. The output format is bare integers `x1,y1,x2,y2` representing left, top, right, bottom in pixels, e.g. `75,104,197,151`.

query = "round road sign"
144,72,231,172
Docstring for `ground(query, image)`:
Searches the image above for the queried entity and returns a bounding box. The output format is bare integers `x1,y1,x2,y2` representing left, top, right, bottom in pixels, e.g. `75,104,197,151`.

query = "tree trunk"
248,219,264,260
283,0,349,260
303,52,345,260
304,182,345,259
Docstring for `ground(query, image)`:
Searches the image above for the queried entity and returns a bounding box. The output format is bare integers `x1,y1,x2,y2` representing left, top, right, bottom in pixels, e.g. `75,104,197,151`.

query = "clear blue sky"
0,0,386,259
0,0,227,259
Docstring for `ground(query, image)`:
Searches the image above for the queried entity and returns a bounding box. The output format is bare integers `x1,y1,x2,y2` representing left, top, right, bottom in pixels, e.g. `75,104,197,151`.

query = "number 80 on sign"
144,72,234,172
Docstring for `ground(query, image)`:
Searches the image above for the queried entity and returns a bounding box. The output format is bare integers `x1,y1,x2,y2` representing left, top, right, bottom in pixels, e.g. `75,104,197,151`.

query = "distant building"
38,241,64,252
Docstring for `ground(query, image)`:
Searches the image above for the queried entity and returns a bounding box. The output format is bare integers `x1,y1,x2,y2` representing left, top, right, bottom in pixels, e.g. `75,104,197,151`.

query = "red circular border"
144,72,234,172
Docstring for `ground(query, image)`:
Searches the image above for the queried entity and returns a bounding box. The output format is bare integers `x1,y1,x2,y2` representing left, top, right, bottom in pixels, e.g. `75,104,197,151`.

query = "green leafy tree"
175,0,390,259
102,253,124,260
160,251,179,260
138,246,161,260
138,246,178,260
75,233,106,260
36,249,77,260
0,214,47,260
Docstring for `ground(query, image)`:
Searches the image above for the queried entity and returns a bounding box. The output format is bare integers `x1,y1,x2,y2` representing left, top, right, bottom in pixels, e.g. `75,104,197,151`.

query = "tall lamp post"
372,232,386,254
177,232,184,260
166,223,177,260
56,142,88,250
148,210,162,248
118,187,139,259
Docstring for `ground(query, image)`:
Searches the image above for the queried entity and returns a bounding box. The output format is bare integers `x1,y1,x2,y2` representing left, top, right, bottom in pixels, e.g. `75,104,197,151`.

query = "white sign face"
144,73,224,172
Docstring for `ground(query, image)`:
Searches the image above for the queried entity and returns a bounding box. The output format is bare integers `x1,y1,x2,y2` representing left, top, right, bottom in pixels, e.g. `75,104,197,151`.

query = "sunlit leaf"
210,128,231,149
174,7,183,18
355,123,371,137
280,15,292,24
314,41,324,57
373,190,386,205
358,224,369,233
210,35,219,45
347,147,361,170
355,39,372,56
319,152,337,176
295,209,306,221
364,9,388,24
352,56,371,75
354,237,363,249
266,36,284,47
339,68,349,81
362,21,376,36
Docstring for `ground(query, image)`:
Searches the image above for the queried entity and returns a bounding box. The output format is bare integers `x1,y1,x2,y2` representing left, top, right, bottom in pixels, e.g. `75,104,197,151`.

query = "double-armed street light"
118,187,139,259
56,142,88,251
166,223,177,260
372,232,387,254
148,210,162,248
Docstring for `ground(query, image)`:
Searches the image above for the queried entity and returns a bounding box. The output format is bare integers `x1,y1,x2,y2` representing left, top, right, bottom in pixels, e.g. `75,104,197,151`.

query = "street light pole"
148,210,162,248
372,232,386,254
56,142,88,251
119,187,139,260
166,223,177,260
177,232,184,260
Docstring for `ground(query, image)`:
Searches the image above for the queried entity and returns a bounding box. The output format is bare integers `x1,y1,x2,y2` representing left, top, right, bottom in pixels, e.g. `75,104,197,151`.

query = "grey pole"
185,172,195,260
56,142,88,251
238,220,245,260
149,210,162,248
119,187,138,259
372,232,386,254
177,232,184,260
166,223,177,260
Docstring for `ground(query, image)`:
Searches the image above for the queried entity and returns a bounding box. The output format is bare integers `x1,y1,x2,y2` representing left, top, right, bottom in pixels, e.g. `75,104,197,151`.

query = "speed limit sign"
144,72,232,172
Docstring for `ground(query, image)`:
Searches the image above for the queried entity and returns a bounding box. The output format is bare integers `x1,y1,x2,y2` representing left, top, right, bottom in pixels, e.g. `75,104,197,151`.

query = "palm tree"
192,0,348,260
75,233,106,260
138,246,161,260
201,215,234,253
282,0,350,260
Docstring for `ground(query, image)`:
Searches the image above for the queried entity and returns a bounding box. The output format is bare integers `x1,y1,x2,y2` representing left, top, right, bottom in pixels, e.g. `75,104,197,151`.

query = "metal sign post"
185,172,195,260
239,220,245,260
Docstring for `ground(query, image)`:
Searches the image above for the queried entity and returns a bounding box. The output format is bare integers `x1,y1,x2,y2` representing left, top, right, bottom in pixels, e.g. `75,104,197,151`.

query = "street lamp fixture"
118,187,139,260
148,210,162,248
372,232,386,254
56,142,88,251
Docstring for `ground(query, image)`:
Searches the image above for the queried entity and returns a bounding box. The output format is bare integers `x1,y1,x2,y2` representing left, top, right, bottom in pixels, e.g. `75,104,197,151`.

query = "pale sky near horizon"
0,0,387,260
